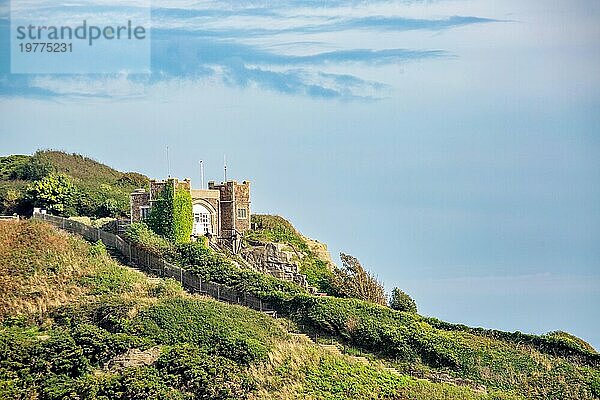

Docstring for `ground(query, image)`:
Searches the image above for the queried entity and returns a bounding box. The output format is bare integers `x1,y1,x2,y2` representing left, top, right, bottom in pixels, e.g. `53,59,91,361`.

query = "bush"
389,287,417,313
157,343,253,399
129,297,275,364
80,366,185,400
116,172,149,188
26,173,75,216
88,240,107,257
173,188,193,243
11,154,54,180
124,222,175,258
71,323,150,366
331,253,387,305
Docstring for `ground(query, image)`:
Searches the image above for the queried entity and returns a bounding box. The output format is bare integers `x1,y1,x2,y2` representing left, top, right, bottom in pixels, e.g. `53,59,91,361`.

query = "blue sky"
1,0,599,349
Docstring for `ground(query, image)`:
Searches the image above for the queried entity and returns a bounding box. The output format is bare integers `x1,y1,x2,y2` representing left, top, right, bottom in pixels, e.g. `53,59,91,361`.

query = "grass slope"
242,215,600,399
1,220,510,400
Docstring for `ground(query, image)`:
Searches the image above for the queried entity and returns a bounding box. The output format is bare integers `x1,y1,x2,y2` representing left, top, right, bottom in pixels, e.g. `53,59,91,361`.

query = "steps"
383,366,402,375
352,356,370,365
319,344,342,356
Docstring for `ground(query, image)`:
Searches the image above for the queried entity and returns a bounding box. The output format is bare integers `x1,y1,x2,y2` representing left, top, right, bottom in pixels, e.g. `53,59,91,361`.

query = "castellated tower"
208,180,251,244
131,178,250,253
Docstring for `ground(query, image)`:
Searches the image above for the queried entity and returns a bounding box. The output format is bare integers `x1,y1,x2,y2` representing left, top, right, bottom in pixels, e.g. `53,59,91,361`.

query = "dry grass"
0,220,92,319
0,220,169,322
248,336,325,400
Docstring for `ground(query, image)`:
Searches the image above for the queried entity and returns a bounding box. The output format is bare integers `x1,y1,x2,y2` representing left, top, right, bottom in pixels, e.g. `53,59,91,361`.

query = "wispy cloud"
0,0,501,99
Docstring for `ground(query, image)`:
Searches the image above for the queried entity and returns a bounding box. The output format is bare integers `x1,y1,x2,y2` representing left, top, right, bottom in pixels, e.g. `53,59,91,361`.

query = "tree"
147,180,193,243
332,253,387,305
389,287,417,313
12,154,54,180
26,173,74,215
0,188,23,214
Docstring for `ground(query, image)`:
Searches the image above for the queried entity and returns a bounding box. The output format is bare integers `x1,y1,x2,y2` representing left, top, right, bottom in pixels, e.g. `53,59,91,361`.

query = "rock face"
302,235,334,268
241,242,308,288
105,346,161,371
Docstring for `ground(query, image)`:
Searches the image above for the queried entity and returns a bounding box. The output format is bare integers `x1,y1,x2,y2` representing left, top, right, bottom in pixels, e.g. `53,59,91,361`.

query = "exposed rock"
409,369,487,394
302,235,334,268
240,242,309,288
104,346,161,371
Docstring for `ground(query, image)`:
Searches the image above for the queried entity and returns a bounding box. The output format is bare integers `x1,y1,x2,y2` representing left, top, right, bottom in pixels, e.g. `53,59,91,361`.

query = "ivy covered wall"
148,179,193,243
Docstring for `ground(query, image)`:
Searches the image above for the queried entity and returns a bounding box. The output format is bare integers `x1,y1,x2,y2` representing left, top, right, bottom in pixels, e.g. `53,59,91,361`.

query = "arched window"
192,203,213,235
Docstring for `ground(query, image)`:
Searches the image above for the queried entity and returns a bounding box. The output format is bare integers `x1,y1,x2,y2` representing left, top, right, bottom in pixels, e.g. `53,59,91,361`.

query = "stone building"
130,178,251,251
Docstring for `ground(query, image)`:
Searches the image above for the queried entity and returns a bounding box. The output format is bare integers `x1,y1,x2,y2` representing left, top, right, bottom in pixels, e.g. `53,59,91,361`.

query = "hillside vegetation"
1,152,599,399
0,150,148,217
123,218,600,399
0,220,530,400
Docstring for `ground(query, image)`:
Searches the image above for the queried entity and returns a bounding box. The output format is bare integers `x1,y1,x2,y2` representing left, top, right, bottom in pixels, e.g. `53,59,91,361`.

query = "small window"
140,206,150,220
237,207,247,219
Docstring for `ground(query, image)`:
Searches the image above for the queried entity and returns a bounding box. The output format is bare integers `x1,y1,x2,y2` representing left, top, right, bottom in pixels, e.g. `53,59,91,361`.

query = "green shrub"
544,331,597,354
0,154,31,180
390,287,418,313
247,214,307,250
11,154,54,180
52,296,138,333
146,180,193,243
80,263,141,295
424,318,600,367
89,240,107,257
149,278,184,298
157,343,253,399
125,222,175,258
26,173,75,216
71,324,151,366
0,326,89,378
78,366,185,400
116,172,149,188
127,297,281,364
331,253,387,305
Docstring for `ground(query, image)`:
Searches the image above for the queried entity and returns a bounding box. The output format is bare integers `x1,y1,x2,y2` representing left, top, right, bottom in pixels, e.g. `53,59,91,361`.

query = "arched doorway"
192,203,213,236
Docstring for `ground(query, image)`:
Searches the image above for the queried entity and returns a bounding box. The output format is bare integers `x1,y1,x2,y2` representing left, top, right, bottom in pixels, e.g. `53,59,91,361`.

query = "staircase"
289,333,382,368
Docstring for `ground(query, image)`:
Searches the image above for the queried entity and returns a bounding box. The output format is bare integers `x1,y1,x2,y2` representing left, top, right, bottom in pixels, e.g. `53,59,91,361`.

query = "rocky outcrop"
302,235,334,268
240,242,309,288
104,346,161,371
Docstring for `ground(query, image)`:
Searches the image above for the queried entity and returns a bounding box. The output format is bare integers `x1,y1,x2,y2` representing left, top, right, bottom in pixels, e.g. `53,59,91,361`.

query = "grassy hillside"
1,151,598,399
1,219,529,400
123,219,600,399
233,215,600,399
0,150,148,217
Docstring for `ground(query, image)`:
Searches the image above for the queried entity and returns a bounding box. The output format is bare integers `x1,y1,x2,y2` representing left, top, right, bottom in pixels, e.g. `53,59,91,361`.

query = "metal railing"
33,213,275,314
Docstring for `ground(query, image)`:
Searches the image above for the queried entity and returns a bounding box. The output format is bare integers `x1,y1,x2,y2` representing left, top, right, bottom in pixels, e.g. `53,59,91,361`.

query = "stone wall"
240,242,308,288
130,189,149,222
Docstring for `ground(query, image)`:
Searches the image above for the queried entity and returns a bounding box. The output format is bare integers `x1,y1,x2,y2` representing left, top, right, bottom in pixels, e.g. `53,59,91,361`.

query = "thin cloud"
0,0,493,100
